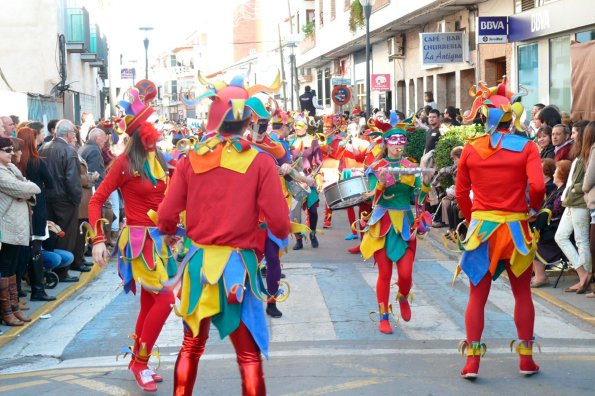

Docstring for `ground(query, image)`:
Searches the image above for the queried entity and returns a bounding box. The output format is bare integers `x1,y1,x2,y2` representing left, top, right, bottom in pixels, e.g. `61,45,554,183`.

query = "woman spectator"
581,121,595,298
42,221,75,275
554,121,594,294
15,128,56,301
536,126,555,159
542,158,556,196
531,160,572,287
0,137,40,326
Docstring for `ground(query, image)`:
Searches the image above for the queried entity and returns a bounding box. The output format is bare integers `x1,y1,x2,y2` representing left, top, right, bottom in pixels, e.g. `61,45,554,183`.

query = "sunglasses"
1,147,14,154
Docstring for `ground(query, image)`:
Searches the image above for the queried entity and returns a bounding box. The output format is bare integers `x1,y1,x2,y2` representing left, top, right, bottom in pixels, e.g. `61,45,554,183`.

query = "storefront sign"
420,32,465,65
509,0,594,42
331,85,351,106
331,78,351,86
478,16,508,44
371,74,391,91
120,68,135,79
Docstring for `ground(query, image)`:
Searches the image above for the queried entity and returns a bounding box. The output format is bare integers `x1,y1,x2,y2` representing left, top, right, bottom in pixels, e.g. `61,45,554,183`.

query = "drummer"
289,115,321,250
360,124,434,334
319,114,346,229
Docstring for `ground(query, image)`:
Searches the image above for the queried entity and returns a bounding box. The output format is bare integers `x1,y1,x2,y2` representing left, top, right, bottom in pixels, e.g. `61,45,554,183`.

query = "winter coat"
39,137,82,206
0,163,41,246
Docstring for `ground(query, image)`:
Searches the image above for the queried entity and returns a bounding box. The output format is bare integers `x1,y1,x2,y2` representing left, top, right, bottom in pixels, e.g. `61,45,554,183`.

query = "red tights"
374,241,416,309
463,263,538,375
347,202,373,238
174,319,266,396
131,288,174,364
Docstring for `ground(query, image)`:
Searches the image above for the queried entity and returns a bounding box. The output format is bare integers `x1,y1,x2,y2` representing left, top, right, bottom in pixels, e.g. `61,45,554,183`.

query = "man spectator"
39,119,82,282
79,128,107,188
299,86,323,116
537,105,562,128
525,103,545,137
424,91,437,109
1,116,16,137
79,112,95,143
0,120,6,138
348,109,365,138
552,124,572,161
444,106,461,126
424,109,442,154
45,119,59,143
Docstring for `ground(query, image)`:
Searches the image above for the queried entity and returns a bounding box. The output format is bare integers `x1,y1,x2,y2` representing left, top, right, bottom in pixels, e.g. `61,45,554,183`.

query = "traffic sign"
331,85,351,106
178,110,184,116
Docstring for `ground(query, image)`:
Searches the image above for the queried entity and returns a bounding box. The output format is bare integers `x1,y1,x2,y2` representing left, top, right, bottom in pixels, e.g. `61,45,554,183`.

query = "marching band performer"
360,124,433,334
455,77,544,379
289,116,321,250
88,86,176,392
157,74,290,396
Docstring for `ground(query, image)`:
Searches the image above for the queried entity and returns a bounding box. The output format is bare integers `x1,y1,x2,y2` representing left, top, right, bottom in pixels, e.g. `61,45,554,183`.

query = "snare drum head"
324,176,370,210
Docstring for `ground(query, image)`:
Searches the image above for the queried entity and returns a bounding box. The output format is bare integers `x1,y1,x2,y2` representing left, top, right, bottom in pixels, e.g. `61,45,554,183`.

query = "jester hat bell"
464,75,526,133
196,73,281,132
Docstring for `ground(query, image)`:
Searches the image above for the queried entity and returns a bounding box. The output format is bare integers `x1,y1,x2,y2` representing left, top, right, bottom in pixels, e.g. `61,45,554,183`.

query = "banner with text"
420,32,465,65
371,74,391,91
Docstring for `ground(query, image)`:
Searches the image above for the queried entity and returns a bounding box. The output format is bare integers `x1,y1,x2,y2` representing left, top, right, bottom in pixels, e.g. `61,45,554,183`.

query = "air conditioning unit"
387,36,404,58
436,19,455,33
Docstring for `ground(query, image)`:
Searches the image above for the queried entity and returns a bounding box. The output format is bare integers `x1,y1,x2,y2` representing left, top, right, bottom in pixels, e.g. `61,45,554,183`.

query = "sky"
89,0,291,68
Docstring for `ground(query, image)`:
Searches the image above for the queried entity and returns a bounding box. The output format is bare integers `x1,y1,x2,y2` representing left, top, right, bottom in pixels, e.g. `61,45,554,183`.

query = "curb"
424,229,595,327
0,265,103,348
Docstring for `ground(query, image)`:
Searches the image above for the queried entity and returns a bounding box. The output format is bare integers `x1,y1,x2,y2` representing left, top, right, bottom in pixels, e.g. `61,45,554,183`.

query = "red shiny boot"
347,244,361,254
511,339,540,375
377,303,393,334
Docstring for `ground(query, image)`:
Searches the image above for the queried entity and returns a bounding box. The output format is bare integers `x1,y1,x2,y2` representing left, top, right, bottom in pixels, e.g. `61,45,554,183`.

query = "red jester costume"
360,125,433,335
455,77,545,379
157,74,290,396
87,86,177,392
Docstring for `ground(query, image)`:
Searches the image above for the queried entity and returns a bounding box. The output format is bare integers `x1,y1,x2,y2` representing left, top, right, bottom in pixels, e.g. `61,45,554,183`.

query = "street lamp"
139,27,154,80
359,0,375,118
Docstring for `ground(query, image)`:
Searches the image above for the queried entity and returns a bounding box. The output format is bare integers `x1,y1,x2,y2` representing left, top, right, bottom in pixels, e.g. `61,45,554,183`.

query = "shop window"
517,43,539,108
576,29,595,43
324,68,331,106
549,36,571,112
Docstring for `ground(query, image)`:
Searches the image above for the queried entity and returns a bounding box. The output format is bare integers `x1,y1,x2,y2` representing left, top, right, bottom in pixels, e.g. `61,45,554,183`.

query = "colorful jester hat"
195,72,281,132
464,75,526,133
116,87,155,136
382,117,416,145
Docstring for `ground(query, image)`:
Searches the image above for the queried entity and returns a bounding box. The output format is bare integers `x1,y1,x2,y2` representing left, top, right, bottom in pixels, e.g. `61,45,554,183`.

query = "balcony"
299,34,316,55
65,8,90,53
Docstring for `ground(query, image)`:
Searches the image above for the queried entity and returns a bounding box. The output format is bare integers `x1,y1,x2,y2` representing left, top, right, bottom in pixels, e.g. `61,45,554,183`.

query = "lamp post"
359,0,375,118
139,27,154,80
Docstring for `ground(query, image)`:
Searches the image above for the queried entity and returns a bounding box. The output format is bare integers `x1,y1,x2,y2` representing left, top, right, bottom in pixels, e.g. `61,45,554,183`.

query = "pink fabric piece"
129,227,147,259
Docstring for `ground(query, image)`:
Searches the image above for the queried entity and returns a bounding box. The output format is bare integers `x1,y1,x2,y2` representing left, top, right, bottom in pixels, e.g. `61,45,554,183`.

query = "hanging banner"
420,32,465,65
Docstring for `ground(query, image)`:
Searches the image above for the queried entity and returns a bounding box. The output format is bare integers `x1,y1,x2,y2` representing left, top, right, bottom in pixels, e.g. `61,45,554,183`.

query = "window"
170,55,177,67
317,69,324,107
517,43,539,107
306,9,315,23
356,81,365,110
331,0,336,21
577,29,595,43
171,80,178,101
549,36,571,112
319,0,324,27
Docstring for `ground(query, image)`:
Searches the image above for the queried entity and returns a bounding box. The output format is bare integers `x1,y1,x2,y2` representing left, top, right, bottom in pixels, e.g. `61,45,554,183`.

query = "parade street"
0,210,593,396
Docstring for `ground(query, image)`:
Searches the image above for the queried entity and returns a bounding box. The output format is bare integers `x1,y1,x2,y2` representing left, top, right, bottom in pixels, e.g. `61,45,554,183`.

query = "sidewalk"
426,228,595,325
0,265,103,347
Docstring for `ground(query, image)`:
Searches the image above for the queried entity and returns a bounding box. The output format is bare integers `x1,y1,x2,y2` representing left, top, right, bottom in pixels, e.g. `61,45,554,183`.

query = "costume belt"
471,210,527,223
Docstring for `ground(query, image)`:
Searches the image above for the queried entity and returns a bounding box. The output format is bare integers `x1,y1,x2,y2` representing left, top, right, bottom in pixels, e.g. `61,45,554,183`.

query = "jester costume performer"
289,116,322,250
455,77,545,379
88,86,177,392
360,126,432,334
157,74,290,396
246,112,293,319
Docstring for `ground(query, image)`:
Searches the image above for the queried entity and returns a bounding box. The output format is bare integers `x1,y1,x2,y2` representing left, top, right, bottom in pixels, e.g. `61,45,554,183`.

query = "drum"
289,180,311,202
323,176,370,210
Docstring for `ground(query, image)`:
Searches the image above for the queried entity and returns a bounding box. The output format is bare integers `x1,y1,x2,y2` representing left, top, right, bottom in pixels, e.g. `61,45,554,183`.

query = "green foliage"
302,21,315,39
403,128,426,163
434,124,486,187
348,1,365,33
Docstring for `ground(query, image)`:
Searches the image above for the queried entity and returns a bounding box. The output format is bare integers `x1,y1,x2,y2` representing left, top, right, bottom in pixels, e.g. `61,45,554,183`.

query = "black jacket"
26,159,54,237
79,141,105,188
39,138,82,206
299,91,316,115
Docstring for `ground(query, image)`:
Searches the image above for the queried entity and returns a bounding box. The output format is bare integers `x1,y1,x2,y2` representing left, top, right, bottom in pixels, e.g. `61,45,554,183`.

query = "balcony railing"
65,7,90,53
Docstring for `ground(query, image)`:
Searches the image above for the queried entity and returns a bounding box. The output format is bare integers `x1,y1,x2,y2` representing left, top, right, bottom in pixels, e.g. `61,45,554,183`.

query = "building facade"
0,0,108,125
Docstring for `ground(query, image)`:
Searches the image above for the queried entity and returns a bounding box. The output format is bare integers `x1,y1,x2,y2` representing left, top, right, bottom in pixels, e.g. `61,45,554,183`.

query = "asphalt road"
0,209,593,395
